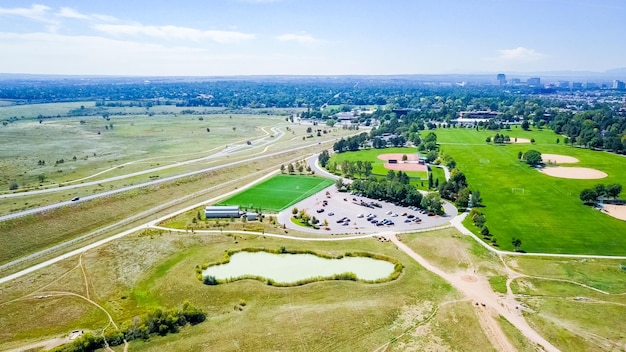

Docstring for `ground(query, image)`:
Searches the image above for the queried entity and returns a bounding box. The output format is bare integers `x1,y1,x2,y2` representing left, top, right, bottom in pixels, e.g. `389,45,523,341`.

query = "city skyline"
1,0,625,76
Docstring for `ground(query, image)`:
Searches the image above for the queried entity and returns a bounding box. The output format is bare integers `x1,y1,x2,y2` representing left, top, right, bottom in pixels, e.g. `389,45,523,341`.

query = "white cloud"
0,4,54,23
55,7,118,22
276,33,323,45
93,24,255,43
497,47,545,62
0,31,325,75
56,7,90,20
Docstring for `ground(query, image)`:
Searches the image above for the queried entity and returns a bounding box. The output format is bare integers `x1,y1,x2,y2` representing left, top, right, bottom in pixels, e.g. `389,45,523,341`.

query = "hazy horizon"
1,1,625,76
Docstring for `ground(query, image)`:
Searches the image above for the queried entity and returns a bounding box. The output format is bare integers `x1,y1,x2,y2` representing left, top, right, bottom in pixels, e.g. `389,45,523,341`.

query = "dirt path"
387,234,560,352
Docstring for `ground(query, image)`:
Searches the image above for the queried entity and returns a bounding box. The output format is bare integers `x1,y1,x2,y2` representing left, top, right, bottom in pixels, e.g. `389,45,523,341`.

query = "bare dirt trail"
387,234,560,352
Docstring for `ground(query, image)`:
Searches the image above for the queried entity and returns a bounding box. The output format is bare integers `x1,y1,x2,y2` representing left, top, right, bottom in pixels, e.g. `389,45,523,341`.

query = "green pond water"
202,251,395,283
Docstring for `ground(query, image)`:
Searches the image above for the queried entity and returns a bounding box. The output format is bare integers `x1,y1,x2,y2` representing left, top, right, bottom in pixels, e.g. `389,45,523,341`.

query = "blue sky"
0,0,624,76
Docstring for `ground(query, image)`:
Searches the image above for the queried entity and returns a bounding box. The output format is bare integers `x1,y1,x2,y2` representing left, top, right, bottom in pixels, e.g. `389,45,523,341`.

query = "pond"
202,251,395,284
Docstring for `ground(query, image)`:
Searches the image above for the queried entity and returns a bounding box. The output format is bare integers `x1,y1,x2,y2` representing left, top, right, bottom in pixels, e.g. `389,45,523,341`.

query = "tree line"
51,302,206,352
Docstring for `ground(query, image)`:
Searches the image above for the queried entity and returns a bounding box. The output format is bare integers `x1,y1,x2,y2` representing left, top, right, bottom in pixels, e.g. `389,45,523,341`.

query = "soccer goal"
511,188,525,194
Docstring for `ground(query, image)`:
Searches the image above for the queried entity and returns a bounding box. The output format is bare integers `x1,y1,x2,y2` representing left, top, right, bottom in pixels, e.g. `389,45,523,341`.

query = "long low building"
205,205,240,219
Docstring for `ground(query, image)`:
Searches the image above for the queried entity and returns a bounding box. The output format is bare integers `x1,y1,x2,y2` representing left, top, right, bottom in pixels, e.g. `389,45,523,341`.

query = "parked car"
328,212,334,216
71,197,80,201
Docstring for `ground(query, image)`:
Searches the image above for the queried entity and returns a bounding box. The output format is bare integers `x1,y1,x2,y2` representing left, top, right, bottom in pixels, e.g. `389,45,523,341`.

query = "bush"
203,275,218,285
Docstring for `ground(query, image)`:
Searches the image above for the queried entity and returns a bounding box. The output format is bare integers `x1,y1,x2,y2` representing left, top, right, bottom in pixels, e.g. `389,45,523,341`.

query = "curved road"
0,135,326,222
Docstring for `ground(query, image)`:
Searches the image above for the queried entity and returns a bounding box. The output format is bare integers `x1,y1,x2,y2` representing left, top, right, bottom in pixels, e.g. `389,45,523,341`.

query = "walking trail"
386,233,561,352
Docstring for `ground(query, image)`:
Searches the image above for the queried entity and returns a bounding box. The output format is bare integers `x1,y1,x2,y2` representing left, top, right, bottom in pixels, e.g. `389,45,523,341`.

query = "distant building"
510,78,521,85
334,112,356,122
496,73,507,86
572,82,583,89
527,77,541,86
458,111,500,119
205,206,240,219
613,80,626,90
585,82,599,89
558,81,570,89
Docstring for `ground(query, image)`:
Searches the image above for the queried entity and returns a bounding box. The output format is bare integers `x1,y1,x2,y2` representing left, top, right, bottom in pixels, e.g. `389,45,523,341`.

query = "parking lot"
277,186,457,235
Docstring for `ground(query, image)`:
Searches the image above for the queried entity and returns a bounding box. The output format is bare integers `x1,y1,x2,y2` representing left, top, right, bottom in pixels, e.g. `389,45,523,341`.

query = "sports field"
328,147,428,179
436,128,626,255
217,174,334,212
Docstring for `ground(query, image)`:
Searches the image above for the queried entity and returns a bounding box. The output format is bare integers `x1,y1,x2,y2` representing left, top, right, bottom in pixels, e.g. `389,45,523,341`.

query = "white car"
357,213,364,218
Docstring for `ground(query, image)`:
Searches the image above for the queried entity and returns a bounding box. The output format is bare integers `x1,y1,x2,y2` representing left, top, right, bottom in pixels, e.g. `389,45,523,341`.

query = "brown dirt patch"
461,274,478,283
384,163,428,172
602,204,626,221
377,153,419,161
510,138,531,144
541,154,579,164
540,167,607,179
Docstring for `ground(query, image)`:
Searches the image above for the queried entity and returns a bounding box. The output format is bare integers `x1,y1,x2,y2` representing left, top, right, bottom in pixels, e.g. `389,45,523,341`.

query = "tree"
521,120,530,130
523,150,542,166
471,190,482,207
335,177,344,191
456,187,471,209
363,161,373,178
511,238,522,252
9,182,18,190
292,207,298,215
38,174,46,183
280,164,285,174
606,184,622,199
593,184,607,199
287,163,295,174
485,136,492,143
517,151,523,160
579,189,597,204
480,226,490,237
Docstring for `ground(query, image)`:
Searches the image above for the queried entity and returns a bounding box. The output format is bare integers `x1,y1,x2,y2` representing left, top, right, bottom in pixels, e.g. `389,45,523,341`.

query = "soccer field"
217,174,334,212
436,128,626,255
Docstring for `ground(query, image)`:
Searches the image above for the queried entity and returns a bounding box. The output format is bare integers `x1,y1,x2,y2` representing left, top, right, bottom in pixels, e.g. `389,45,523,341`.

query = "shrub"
203,275,218,285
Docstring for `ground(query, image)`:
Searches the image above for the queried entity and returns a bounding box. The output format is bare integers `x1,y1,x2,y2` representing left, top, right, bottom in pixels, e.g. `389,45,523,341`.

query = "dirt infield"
377,153,419,161
603,204,626,221
378,153,428,172
510,138,531,144
540,167,607,179
384,163,429,172
541,154,579,164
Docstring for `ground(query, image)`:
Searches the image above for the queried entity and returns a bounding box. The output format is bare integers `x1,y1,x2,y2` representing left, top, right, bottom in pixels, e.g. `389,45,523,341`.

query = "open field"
400,226,626,352
2,212,624,351
0,139,342,269
0,230,508,352
328,147,428,179
435,127,626,255
217,174,334,212
0,102,306,190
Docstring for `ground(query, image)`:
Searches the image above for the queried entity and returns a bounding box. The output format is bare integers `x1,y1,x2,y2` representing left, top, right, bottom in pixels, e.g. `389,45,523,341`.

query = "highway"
0,127,284,200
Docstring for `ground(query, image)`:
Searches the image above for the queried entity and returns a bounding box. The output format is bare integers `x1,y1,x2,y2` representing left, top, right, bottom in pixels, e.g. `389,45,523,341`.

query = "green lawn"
217,174,334,212
435,127,626,255
329,147,428,179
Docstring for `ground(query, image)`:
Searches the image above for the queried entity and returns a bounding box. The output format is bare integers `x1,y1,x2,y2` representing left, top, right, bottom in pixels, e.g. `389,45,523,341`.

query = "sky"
0,0,624,76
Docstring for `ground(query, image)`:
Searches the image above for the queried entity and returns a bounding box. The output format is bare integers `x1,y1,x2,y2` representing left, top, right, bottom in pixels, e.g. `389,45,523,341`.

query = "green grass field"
435,127,626,255
329,147,428,179
217,174,334,212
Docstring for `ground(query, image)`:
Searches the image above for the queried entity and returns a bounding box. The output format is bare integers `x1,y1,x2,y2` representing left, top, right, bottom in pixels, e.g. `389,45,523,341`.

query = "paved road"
0,135,326,223
0,127,284,200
